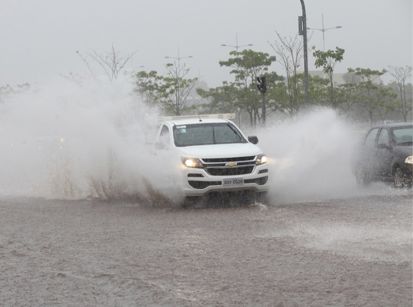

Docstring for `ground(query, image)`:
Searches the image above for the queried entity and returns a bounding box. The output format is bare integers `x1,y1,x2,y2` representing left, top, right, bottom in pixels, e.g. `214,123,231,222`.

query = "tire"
256,191,269,204
393,167,405,189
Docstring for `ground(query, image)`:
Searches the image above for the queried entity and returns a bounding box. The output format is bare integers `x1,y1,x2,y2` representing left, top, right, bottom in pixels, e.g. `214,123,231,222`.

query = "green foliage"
348,67,386,79
217,49,278,125
135,66,197,115
388,66,412,121
196,82,239,113
132,43,410,124
263,72,288,111
219,49,276,85
308,75,329,105
312,47,345,105
342,67,394,123
313,47,345,74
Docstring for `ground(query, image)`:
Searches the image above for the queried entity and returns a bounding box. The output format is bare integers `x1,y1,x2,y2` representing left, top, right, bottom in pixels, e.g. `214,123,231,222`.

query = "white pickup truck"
155,117,269,202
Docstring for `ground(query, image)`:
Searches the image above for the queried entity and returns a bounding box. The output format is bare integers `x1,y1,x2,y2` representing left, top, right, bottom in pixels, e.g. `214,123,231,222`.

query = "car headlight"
405,155,413,164
256,154,268,165
182,157,203,168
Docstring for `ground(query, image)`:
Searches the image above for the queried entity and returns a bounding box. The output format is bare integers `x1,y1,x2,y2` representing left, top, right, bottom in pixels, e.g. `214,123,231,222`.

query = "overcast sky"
1,0,412,86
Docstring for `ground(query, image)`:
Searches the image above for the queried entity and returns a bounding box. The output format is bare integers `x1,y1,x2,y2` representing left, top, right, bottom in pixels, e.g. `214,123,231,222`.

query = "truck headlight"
256,154,268,165
405,155,413,164
182,157,203,168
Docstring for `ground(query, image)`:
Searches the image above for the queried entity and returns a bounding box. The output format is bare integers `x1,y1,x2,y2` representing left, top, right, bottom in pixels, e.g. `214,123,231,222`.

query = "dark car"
353,123,413,188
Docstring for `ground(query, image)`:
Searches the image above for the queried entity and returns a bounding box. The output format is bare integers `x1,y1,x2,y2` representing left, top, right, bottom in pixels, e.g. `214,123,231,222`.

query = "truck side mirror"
248,136,258,144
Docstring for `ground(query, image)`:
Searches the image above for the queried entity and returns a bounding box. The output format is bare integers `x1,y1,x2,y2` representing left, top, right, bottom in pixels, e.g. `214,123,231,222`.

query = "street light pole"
165,50,193,70
299,0,309,104
221,33,253,51
307,14,342,50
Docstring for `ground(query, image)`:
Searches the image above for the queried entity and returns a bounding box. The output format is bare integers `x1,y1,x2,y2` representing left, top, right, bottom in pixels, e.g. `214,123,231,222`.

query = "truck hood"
176,143,262,159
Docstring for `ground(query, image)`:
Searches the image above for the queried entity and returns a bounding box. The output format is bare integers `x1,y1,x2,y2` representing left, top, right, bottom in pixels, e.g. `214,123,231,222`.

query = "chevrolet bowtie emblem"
225,161,238,168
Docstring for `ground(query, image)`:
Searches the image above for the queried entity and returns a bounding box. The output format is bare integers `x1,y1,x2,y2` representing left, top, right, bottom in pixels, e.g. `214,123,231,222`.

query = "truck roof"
163,118,230,126
372,122,413,129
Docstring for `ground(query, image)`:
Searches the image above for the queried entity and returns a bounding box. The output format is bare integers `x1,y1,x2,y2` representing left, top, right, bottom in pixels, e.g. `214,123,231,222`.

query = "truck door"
363,128,380,178
376,128,393,179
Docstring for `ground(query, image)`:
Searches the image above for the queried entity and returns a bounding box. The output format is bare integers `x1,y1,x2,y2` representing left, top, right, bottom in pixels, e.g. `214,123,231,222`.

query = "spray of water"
257,109,362,202
0,77,183,204
0,78,405,205
254,111,412,262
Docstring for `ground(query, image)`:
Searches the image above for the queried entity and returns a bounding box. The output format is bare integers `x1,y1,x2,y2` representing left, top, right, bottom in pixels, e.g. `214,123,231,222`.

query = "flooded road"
0,192,411,306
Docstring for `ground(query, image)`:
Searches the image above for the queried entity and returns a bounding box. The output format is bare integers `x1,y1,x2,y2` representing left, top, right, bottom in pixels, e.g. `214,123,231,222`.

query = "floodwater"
0,191,411,306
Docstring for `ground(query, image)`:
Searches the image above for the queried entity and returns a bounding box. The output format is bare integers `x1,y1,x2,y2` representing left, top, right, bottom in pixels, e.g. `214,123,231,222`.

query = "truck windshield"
392,126,413,145
173,123,247,147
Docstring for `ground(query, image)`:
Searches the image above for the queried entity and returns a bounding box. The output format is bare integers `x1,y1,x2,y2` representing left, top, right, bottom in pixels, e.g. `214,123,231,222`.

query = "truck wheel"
256,191,269,204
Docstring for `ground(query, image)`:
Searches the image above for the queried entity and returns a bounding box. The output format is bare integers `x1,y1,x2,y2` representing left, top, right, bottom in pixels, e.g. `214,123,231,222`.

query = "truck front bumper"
181,164,269,197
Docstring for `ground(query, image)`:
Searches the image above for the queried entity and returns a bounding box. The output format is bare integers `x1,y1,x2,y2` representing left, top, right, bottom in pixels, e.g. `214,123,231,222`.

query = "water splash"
0,77,183,204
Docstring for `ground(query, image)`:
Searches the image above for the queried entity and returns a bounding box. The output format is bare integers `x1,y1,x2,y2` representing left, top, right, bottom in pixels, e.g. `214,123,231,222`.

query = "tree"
388,66,412,121
196,82,239,113
373,86,398,121
346,67,390,124
258,72,286,118
164,58,198,115
312,47,345,106
335,82,360,116
135,70,167,105
76,45,135,81
135,61,197,115
269,32,303,114
219,49,276,125
308,75,329,105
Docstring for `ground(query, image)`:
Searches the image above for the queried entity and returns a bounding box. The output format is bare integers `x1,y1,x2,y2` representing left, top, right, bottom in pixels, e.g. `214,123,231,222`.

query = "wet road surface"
0,192,412,306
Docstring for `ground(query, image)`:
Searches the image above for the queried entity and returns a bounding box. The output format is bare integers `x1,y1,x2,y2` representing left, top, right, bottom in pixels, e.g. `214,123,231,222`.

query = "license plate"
223,178,244,186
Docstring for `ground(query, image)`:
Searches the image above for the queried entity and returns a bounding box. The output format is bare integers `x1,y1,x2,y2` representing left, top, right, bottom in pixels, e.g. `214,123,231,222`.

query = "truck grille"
202,156,255,163
206,166,254,176
201,156,256,176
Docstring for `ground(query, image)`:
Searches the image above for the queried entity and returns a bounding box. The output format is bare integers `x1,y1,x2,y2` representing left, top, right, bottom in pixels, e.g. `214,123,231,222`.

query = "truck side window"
377,129,390,146
160,125,170,146
365,128,379,147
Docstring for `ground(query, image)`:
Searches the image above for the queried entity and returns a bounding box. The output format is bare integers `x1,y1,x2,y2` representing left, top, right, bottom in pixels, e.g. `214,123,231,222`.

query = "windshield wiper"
397,141,413,145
